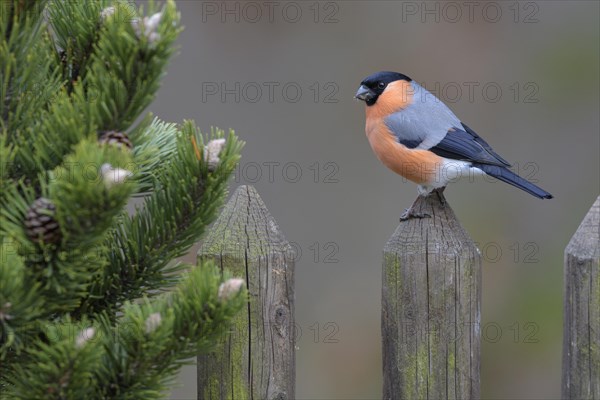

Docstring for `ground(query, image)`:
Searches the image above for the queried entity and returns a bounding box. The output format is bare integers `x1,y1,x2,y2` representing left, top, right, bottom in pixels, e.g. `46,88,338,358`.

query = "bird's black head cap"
356,71,412,106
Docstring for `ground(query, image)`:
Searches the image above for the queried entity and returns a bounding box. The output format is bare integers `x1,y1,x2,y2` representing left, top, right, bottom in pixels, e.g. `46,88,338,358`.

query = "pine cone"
98,130,133,150
24,197,61,244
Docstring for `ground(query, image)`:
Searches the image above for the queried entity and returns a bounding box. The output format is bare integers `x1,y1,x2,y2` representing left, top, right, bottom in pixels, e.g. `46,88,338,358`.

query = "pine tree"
0,1,246,398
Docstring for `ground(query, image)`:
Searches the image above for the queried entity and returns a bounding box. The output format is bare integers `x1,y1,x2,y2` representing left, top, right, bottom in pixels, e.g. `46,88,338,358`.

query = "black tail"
472,163,553,199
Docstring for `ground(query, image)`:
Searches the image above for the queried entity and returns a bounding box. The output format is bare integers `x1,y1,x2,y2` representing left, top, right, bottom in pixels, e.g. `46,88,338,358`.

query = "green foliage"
5,318,102,399
0,238,45,362
3,265,245,399
77,124,243,317
0,0,245,397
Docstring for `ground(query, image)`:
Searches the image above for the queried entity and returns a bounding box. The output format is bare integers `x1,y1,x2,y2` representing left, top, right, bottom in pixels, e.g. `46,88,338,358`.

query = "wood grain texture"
382,190,481,399
197,185,295,400
563,195,600,400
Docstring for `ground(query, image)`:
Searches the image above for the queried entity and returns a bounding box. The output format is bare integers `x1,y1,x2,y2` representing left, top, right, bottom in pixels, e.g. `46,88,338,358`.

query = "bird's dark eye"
377,82,386,89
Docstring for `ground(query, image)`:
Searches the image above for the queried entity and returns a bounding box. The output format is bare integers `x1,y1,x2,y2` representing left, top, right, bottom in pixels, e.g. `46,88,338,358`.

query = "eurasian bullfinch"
355,71,553,220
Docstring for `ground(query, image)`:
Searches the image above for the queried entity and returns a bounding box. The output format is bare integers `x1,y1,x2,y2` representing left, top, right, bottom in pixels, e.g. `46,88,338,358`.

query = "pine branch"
0,135,15,205
2,1,248,397
2,265,245,399
1,139,136,313
95,264,246,399
1,0,61,180
78,0,181,131
127,116,179,194
0,238,46,368
5,0,181,191
46,0,109,89
76,123,244,317
3,318,103,399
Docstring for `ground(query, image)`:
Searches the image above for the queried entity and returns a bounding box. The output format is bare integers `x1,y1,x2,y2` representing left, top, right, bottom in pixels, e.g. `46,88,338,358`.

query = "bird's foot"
399,207,431,221
433,187,447,207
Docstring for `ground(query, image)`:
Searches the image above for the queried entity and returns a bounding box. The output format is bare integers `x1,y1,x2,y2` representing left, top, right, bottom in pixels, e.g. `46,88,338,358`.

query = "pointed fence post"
197,185,295,400
382,189,481,399
563,195,600,399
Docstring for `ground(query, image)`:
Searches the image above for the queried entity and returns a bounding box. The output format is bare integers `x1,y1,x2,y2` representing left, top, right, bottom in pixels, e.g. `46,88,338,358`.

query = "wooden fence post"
563,195,600,399
382,189,481,399
197,185,295,400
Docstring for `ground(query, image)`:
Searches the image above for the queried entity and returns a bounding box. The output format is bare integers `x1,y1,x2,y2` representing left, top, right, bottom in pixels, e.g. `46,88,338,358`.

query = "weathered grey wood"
382,189,481,399
563,195,600,400
197,185,295,400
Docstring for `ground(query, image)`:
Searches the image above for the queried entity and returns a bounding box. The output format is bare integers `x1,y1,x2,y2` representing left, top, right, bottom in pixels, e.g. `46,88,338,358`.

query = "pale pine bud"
204,138,226,171
218,278,245,301
145,12,162,32
145,312,162,334
100,6,115,21
100,163,133,188
75,327,95,348
132,11,162,44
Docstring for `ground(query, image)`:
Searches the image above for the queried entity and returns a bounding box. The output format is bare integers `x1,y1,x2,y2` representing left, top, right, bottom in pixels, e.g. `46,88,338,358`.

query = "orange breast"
365,116,441,185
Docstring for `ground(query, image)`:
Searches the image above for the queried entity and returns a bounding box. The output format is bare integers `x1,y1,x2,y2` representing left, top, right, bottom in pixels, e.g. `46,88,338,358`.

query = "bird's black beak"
355,85,375,103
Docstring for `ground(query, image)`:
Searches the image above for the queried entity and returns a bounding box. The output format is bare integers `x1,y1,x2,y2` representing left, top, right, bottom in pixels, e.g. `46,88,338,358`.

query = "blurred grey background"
149,1,600,399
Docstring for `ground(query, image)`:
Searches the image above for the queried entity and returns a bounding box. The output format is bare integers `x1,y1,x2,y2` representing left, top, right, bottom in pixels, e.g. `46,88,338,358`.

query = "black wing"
429,123,511,167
